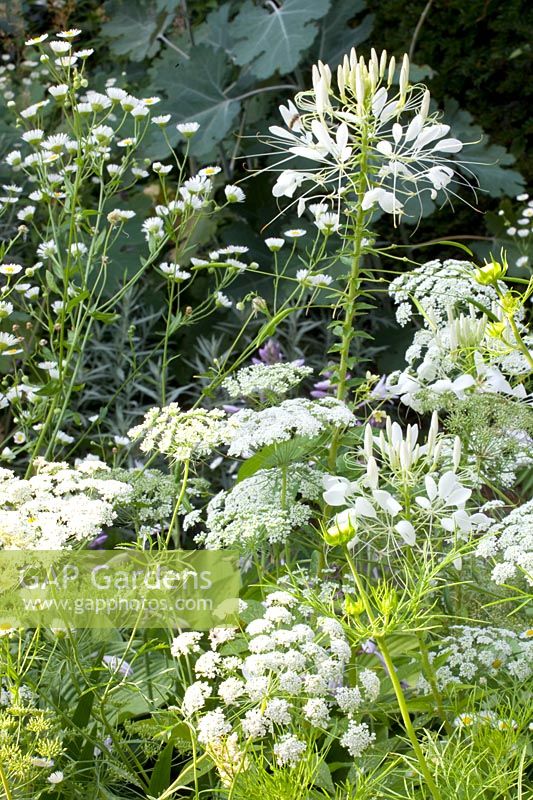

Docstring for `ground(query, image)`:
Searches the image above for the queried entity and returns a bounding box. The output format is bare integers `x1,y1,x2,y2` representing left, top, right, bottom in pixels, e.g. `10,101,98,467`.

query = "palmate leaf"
148,44,244,157
231,0,331,79
102,0,179,61
316,0,374,67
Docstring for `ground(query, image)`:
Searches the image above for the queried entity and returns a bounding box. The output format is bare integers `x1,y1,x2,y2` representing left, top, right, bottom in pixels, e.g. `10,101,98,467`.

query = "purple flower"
102,655,133,678
88,533,108,549
253,339,284,365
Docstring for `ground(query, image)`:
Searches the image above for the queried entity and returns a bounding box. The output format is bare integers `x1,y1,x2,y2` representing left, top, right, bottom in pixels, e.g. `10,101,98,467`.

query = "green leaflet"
231,0,331,79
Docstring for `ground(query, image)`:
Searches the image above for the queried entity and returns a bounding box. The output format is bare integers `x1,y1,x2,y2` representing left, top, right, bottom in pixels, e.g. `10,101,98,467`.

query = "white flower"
265,237,285,251
21,129,44,144
284,228,306,238
171,631,203,657
273,734,306,767
177,122,200,137
0,263,22,276
224,185,245,203
152,114,171,126
340,721,376,757
158,262,190,281
362,187,403,215
215,291,232,308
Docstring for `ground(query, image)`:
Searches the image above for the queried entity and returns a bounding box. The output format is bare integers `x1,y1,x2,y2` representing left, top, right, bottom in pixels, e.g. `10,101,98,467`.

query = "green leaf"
195,4,235,53
149,44,243,157
237,435,324,481
89,311,121,323
148,741,174,795
66,291,90,313
443,98,525,198
102,0,178,62
232,0,331,79
316,0,374,67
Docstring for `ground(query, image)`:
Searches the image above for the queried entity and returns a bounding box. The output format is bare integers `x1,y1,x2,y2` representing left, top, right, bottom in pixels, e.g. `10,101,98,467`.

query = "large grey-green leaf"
316,0,374,67
149,44,242,157
102,0,178,61
231,0,331,79
443,98,525,198
195,4,235,54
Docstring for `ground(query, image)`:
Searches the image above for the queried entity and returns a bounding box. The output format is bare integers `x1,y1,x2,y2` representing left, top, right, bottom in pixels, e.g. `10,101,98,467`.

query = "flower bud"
474,257,506,285
344,595,365,616
324,510,357,546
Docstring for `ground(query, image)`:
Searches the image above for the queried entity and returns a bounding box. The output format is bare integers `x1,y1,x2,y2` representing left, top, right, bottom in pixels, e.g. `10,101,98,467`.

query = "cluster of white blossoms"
128,405,226,462
197,465,323,551
324,414,491,552
222,362,312,400
389,259,502,328
381,259,531,411
222,397,355,458
475,499,533,587
0,458,131,549
267,49,465,221
429,625,533,688
171,590,379,776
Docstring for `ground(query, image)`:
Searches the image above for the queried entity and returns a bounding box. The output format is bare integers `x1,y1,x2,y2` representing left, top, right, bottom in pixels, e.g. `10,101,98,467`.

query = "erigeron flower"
158,263,190,281
0,301,13,318
107,209,136,225
36,240,57,259
22,129,44,144
47,772,64,785
69,242,88,257
57,28,82,39
215,291,232,308
0,332,22,354
128,404,226,461
117,137,136,148
16,205,35,221
284,228,306,237
130,104,149,119
0,263,23,276
222,362,313,399
265,237,285,251
177,121,200,137
49,40,71,54
141,216,164,241
152,114,171,126
106,87,128,102
55,56,78,67
25,34,49,45
224,184,245,203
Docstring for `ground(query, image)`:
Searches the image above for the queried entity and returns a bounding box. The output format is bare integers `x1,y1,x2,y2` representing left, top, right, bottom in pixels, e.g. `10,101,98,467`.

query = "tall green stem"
342,546,442,800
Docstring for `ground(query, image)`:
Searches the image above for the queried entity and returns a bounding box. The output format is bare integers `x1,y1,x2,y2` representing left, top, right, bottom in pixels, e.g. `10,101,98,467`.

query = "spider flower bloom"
265,49,467,221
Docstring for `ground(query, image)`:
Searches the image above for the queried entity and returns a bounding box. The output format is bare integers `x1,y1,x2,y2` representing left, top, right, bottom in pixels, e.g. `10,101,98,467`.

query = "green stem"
165,459,190,548
416,631,453,737
0,761,13,800
507,314,533,369
343,547,442,800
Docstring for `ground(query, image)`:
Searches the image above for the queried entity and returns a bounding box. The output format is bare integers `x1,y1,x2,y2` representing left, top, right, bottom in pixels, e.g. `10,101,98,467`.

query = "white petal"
376,140,393,156
392,123,403,144
395,520,416,546
354,497,377,519
432,137,463,153
413,123,450,150
404,114,423,142
373,489,402,516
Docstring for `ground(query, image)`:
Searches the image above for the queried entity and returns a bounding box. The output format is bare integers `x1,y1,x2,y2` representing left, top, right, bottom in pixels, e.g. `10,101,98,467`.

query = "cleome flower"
265,49,469,221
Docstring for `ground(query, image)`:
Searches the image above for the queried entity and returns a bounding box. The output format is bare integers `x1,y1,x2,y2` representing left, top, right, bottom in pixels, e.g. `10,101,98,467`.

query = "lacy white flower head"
0,458,132,549
475,498,533,588
266,49,469,221
170,588,379,769
128,404,226,462
222,397,355,458
323,414,490,552
389,259,502,329
222,362,312,400
197,465,323,552
430,625,533,688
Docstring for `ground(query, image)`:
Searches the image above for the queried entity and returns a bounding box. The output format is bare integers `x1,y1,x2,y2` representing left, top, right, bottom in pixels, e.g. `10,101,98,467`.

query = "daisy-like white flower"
265,237,285,251
158,263,191,281
152,162,173,175
284,228,306,238
36,240,58,259
0,332,22,353
0,263,22,276
152,114,171,126
55,56,78,67
49,40,71,54
224,184,245,203
57,29,82,39
21,129,44,144
107,209,136,225
177,121,200,137
25,34,48,46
